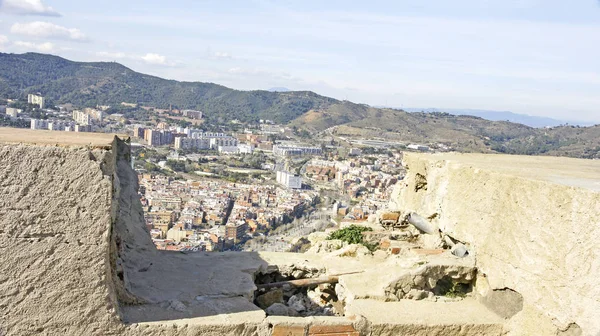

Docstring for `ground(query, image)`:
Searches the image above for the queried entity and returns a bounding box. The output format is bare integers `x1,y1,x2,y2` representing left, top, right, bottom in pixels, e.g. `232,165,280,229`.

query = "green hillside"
0,52,337,123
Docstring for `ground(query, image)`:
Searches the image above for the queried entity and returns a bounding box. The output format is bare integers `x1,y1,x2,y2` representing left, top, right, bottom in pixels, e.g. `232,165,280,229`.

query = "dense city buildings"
137,174,318,252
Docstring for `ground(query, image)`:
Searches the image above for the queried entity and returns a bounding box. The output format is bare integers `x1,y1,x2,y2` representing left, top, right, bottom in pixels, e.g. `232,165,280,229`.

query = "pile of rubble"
254,267,345,317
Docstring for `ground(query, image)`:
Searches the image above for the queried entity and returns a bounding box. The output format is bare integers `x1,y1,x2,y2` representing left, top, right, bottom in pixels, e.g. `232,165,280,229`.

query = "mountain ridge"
1,52,599,159
403,108,593,128
0,52,338,124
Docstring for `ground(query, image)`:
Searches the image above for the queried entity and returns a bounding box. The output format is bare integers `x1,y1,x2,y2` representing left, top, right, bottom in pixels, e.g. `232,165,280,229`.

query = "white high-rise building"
73,110,91,125
276,171,302,189
27,94,45,109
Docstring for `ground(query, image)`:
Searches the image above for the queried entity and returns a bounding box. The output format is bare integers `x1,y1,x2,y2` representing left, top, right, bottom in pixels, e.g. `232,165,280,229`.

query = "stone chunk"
480,288,523,319
288,294,307,312
266,303,299,316
256,289,283,309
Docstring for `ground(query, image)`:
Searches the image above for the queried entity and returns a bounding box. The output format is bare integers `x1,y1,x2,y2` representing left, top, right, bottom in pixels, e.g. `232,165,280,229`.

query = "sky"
0,0,599,122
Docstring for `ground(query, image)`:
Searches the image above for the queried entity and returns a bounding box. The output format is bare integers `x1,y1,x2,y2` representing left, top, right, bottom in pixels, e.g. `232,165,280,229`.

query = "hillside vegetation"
0,53,337,123
0,52,599,159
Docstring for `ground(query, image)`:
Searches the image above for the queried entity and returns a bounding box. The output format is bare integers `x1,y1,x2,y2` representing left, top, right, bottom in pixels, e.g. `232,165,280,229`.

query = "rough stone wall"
0,138,272,336
392,153,600,336
0,143,123,335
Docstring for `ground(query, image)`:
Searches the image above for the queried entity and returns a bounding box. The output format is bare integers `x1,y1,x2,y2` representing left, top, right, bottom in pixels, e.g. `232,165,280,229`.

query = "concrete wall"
392,153,600,336
0,143,123,335
0,138,272,336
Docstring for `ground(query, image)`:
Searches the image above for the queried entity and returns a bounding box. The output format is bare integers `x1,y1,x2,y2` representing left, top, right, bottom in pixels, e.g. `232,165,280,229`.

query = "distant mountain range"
268,87,291,92
0,52,599,159
403,108,594,128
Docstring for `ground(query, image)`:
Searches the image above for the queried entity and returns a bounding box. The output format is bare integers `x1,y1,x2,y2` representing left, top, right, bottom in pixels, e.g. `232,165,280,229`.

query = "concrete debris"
386,264,476,301
306,239,347,254
405,289,430,300
335,283,347,302
451,243,469,258
291,269,306,279
265,303,299,316
480,288,524,319
287,294,306,312
328,244,371,258
256,289,284,309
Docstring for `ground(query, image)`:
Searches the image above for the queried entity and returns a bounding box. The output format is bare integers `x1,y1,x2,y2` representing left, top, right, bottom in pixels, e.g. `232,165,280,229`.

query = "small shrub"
327,225,377,251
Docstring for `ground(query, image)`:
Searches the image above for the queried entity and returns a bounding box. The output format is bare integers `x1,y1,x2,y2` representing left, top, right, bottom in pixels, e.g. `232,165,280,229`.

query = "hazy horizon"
0,0,599,122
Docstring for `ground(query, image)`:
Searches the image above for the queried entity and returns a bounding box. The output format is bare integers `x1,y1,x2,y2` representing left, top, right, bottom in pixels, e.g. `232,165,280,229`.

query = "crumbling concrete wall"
0,138,276,336
0,142,124,335
392,153,600,336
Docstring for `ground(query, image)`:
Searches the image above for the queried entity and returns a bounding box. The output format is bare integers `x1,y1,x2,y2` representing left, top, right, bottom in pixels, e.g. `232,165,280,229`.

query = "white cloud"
96,51,128,59
14,40,55,52
0,35,8,50
212,51,232,59
0,0,60,16
10,21,87,41
141,53,173,66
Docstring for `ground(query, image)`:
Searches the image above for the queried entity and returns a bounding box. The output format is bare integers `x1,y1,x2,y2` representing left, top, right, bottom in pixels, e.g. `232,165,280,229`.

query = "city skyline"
0,0,599,122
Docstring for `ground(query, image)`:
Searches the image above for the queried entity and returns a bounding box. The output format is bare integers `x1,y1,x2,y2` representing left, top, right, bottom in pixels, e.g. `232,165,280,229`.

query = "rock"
291,270,306,279
329,244,371,257
335,283,347,302
306,240,346,254
287,294,306,312
168,300,187,312
413,275,426,288
256,289,283,309
265,303,291,316
405,289,429,300
480,288,524,319
373,249,388,260
307,231,330,244
307,288,322,305
451,243,468,258
287,306,300,316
